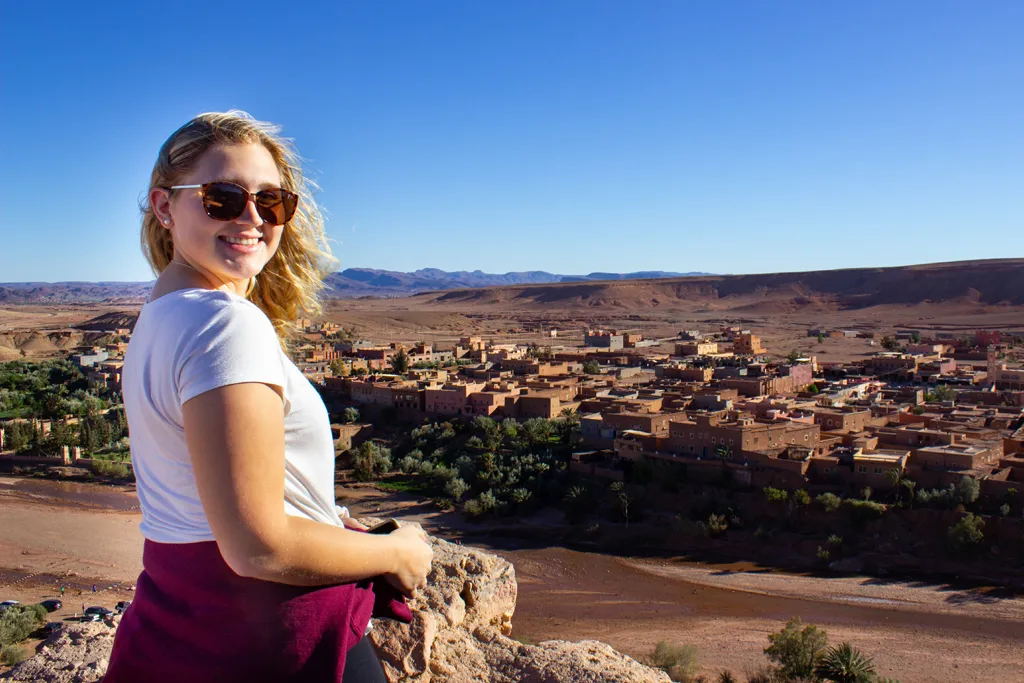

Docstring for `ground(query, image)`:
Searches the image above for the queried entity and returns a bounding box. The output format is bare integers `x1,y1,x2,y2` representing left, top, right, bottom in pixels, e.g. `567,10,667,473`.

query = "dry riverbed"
2,477,1023,682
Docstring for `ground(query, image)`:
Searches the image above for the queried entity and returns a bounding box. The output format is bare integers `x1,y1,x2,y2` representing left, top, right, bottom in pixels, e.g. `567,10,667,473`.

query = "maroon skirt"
103,540,376,683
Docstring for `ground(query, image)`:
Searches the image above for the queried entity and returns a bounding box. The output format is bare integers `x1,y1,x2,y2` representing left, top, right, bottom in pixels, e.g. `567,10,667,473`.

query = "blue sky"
1,1,1021,282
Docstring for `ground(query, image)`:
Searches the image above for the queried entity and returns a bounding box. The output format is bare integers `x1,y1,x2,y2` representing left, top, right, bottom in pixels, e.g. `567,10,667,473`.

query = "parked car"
40,599,63,612
115,600,132,614
79,613,102,623
40,622,63,635
0,600,19,613
84,606,113,617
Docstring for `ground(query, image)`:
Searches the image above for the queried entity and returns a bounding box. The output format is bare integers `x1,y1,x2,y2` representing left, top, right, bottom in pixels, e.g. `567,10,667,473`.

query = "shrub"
792,489,811,506
399,455,420,474
716,672,737,683
93,459,133,481
651,641,698,682
844,499,885,524
764,617,829,680
463,498,484,518
999,503,1011,517
0,604,47,647
816,546,831,564
707,513,729,537
445,477,470,501
827,534,843,549
816,493,841,513
763,487,788,503
478,489,499,512
948,513,985,555
342,407,360,424
1,644,29,666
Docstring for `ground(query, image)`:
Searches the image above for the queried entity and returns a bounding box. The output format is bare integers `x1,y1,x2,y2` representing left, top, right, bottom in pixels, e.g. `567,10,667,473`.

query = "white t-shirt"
123,288,345,544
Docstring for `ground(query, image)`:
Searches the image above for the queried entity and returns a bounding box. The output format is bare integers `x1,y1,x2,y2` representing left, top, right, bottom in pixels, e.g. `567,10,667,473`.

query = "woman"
104,111,433,683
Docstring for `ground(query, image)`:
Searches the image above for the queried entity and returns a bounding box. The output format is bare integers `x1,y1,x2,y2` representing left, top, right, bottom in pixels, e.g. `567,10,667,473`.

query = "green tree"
556,407,581,445
817,334,825,344
954,476,980,506
787,350,800,364
582,360,601,374
931,384,955,402
390,349,410,374
815,642,877,683
948,513,985,555
764,617,829,681
342,407,360,424
4,422,28,452
352,441,392,480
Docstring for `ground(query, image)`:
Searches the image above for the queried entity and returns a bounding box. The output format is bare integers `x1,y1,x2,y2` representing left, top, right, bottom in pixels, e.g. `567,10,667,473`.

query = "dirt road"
2,477,1023,682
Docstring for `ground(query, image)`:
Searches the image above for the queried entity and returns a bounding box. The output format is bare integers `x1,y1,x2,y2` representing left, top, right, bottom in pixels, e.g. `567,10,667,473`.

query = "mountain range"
0,268,711,304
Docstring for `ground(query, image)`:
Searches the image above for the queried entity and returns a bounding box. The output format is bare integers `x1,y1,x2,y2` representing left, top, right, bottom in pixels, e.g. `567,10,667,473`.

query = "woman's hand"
340,516,368,531
384,525,433,596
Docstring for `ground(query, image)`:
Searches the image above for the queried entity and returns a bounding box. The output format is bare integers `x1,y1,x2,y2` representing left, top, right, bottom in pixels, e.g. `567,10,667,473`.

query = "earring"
163,219,171,225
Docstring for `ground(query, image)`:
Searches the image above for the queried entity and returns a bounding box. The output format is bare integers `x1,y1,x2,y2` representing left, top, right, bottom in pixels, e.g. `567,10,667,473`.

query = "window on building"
874,467,884,474
858,466,868,473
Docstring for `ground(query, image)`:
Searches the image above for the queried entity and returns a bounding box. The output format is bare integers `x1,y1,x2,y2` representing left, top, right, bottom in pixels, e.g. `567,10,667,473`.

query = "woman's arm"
182,382,432,590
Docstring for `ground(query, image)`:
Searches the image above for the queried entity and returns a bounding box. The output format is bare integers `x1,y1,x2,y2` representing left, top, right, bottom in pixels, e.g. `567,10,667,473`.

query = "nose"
237,196,264,226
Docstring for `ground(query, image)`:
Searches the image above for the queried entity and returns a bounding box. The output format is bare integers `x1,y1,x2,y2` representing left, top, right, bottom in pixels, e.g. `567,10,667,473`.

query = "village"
7,318,1022,516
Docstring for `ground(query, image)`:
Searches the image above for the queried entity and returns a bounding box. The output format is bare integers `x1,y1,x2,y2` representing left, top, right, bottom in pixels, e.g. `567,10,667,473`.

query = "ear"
150,187,174,227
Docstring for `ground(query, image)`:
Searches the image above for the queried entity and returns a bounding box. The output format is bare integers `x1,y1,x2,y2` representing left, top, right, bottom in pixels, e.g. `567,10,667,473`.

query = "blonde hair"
141,110,336,342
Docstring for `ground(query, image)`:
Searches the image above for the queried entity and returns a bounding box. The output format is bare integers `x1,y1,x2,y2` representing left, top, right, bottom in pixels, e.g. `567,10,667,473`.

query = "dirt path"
3,478,1023,682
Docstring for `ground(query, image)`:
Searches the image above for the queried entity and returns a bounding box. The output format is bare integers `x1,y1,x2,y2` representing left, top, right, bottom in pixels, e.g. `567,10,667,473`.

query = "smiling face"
153,143,286,294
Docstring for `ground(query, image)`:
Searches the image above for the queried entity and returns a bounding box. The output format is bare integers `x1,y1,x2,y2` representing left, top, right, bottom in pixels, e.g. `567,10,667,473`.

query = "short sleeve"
176,298,287,406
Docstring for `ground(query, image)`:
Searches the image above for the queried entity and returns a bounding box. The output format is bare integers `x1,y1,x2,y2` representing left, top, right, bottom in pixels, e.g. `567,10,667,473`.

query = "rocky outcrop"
2,530,669,683
1,622,114,682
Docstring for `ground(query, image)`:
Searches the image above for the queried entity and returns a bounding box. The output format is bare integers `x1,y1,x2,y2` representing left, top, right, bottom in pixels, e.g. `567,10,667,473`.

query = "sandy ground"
3,477,1022,682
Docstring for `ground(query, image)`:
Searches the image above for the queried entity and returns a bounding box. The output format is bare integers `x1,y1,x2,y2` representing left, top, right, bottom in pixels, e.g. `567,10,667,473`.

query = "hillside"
410,259,1024,312
0,269,710,303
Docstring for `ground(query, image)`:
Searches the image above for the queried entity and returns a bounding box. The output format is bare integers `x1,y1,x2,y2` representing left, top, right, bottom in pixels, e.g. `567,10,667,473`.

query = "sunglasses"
169,181,298,225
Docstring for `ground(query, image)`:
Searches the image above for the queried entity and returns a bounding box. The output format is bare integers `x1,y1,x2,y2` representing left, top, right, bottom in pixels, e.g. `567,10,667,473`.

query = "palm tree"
901,478,917,509
609,481,632,525
815,642,877,683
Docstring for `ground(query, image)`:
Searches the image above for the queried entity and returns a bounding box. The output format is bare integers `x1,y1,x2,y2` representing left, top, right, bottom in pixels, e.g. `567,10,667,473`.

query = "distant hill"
0,269,712,303
409,259,1024,312
0,282,153,304
324,268,710,297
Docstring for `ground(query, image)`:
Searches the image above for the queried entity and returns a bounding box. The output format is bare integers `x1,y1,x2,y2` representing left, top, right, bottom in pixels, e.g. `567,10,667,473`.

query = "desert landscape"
4,260,1023,364
3,259,1024,680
